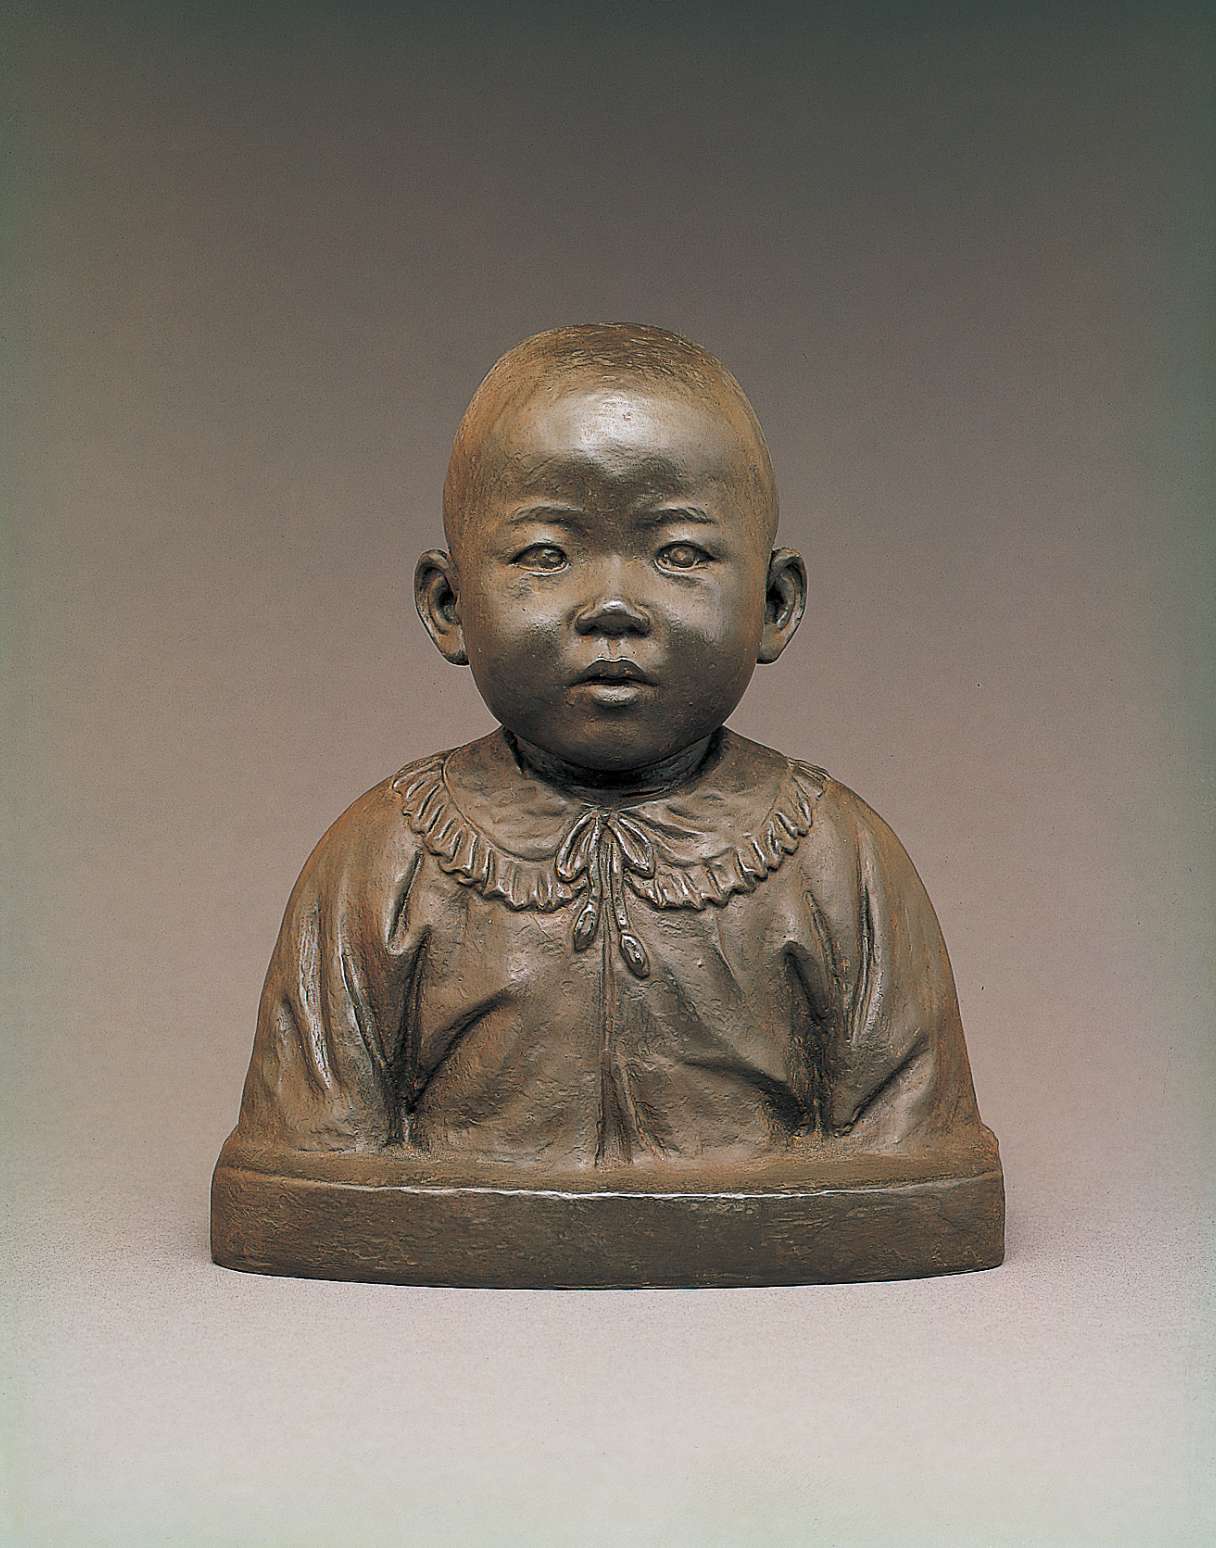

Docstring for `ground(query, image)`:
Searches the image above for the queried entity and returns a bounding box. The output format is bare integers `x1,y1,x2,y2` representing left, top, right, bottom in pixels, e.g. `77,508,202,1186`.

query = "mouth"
571,659,657,686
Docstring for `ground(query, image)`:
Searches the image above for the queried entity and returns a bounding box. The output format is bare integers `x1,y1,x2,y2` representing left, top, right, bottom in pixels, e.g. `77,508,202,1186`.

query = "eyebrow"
504,504,719,529
632,506,718,529
505,505,587,529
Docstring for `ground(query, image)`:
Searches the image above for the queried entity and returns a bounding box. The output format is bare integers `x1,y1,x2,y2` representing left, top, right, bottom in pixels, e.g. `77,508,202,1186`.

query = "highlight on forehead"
442,323,778,550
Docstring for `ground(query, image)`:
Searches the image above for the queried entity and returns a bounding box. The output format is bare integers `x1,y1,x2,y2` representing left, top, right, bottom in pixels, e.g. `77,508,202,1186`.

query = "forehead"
477,376,764,510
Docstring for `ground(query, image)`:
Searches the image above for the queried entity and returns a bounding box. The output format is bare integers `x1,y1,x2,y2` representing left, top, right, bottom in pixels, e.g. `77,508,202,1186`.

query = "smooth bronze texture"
212,324,1004,1286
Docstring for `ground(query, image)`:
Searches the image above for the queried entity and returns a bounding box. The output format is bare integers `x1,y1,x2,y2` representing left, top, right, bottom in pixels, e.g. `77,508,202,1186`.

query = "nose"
573,592,653,637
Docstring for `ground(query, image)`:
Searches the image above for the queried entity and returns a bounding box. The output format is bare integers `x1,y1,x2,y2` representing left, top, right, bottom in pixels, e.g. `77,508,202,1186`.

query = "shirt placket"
555,808,656,1161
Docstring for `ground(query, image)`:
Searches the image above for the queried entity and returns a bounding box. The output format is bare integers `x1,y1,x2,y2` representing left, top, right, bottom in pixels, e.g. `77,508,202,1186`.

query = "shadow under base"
211,1134,1004,1288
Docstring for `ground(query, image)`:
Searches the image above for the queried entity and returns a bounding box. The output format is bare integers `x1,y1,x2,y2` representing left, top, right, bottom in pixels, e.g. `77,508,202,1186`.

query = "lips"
572,659,657,685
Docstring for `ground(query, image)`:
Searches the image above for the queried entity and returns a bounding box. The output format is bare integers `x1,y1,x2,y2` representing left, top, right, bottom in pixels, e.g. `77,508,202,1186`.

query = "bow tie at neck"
555,807,656,977
508,731,726,978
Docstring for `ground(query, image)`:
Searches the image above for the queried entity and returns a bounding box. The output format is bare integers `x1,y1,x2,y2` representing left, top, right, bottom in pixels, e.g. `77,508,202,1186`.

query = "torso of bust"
232,727,985,1173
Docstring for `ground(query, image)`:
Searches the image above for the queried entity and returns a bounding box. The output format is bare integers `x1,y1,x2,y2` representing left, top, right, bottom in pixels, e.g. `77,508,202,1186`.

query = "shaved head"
442,324,779,555
417,323,806,774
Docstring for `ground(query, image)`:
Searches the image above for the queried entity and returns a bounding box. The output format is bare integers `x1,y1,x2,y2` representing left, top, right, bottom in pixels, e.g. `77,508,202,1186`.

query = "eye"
513,543,569,573
657,542,711,571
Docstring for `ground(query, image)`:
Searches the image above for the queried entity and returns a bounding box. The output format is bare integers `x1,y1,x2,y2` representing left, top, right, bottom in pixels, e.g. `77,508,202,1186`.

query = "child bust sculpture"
211,324,1004,1286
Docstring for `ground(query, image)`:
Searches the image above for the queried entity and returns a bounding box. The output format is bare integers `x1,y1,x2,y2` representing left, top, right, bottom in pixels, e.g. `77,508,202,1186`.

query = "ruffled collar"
392,728,827,978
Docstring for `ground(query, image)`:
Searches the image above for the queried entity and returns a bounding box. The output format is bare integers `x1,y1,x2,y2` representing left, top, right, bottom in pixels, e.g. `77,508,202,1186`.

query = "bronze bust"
211,323,1004,1286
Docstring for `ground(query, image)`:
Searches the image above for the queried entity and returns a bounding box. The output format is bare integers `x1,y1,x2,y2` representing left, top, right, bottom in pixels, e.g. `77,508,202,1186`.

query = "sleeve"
793,781,983,1148
232,780,427,1152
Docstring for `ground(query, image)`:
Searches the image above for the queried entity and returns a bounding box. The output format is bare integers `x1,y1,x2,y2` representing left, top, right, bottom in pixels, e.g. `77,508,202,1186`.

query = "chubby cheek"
669,635,758,732
667,578,763,691
461,586,566,709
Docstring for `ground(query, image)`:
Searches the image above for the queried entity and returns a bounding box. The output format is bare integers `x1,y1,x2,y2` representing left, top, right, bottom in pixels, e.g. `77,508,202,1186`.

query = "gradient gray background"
6,3,1214,1543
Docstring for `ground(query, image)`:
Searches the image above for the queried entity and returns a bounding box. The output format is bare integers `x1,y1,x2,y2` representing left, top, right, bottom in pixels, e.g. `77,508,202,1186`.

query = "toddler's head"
416,324,805,778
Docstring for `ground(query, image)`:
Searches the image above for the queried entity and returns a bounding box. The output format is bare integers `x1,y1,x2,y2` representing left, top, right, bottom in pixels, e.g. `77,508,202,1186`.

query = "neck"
508,730,719,803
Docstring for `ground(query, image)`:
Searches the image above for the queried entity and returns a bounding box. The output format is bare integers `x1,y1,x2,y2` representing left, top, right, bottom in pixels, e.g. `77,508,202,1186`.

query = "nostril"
574,597,652,635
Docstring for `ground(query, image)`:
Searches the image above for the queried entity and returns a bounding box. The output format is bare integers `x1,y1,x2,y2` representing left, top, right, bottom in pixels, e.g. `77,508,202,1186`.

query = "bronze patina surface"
212,324,1004,1286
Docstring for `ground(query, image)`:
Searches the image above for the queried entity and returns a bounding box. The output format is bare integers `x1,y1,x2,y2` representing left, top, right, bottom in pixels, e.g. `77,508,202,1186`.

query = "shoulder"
812,774,895,846
796,769,940,912
729,730,920,879
293,742,477,892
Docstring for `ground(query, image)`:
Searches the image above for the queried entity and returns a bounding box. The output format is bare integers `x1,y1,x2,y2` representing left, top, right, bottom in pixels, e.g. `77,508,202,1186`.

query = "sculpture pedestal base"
211,1137,1004,1288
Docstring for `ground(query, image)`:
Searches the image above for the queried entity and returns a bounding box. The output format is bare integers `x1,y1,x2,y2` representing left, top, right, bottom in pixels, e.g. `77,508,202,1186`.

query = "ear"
414,549,468,665
757,547,806,664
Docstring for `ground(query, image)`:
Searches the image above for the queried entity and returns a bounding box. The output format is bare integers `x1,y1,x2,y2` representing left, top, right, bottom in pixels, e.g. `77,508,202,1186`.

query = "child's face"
421,376,803,775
